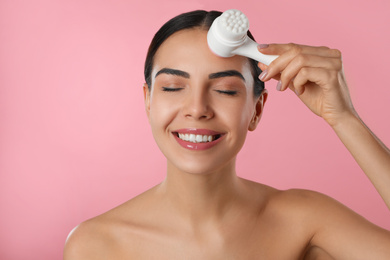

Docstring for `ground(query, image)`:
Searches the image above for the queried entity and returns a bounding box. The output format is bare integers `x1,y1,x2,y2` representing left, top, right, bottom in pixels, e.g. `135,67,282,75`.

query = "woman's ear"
143,83,151,121
248,89,268,131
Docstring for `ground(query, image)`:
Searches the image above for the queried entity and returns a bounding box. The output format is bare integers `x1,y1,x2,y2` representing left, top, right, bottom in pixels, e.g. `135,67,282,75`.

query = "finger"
257,62,268,72
292,67,336,95
258,48,296,82
258,43,342,58
258,65,281,82
278,55,342,91
259,46,306,82
287,81,303,96
260,46,342,83
258,63,281,82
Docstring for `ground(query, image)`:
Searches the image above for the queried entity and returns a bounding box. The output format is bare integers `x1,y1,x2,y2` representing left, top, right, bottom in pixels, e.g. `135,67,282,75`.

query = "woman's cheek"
150,98,178,125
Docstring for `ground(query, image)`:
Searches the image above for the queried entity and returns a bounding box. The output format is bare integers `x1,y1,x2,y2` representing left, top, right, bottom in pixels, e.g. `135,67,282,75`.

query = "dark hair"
144,10,264,97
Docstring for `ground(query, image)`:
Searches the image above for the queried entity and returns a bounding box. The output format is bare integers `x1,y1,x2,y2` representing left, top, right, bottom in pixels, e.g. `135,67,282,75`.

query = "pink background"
1,0,389,259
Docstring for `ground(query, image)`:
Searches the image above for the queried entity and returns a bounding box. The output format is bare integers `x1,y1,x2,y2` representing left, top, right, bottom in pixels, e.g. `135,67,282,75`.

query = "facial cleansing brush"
207,9,278,66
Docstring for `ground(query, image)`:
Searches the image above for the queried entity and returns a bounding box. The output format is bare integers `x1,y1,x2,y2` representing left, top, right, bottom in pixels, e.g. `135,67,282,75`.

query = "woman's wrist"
326,109,360,132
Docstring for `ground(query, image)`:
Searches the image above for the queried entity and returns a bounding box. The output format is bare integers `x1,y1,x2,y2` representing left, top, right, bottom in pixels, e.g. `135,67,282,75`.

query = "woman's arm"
257,43,390,258
257,43,390,209
332,112,390,209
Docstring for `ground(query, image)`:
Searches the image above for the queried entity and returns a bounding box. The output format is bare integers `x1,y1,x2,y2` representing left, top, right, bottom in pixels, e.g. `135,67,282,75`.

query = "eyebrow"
208,70,245,82
155,68,190,79
155,68,245,82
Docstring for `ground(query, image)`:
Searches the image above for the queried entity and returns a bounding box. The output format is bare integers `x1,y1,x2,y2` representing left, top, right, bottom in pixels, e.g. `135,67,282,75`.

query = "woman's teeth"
177,133,218,143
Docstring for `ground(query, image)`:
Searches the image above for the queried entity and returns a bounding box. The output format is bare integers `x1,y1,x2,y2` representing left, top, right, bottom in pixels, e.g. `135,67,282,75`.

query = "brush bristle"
218,9,249,37
207,9,250,57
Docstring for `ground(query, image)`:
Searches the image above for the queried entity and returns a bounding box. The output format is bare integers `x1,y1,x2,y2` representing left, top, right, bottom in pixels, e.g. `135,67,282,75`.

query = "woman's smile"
172,128,225,150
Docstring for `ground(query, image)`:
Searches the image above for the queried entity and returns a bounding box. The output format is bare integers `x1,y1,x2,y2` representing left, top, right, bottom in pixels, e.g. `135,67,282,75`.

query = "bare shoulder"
64,216,116,260
244,180,332,214
266,188,390,259
265,188,374,227
64,187,159,259
266,188,353,215
241,180,328,226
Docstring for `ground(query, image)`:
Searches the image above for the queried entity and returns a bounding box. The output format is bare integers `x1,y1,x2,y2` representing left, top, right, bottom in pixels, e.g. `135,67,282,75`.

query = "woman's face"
144,29,266,175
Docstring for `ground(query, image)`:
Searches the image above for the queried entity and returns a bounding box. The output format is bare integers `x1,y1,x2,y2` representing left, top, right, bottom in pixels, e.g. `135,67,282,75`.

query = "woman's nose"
182,91,214,120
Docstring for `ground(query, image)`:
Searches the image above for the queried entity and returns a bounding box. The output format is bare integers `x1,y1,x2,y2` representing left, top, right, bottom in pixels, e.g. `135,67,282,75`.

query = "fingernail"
258,44,269,49
294,89,300,96
259,69,268,81
276,81,282,91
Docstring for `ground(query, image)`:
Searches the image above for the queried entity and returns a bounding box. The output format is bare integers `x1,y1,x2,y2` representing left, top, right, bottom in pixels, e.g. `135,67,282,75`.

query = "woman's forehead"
152,29,252,79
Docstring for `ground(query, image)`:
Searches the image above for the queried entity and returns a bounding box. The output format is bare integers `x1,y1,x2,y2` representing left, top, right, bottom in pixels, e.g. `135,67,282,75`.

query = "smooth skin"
64,29,390,259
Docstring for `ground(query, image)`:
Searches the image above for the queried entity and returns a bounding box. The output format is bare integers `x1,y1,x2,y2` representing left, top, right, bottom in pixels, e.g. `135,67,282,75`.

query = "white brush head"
208,9,279,65
207,9,250,57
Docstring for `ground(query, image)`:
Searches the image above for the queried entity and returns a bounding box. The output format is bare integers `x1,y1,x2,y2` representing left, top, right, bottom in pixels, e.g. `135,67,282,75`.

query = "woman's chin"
167,158,235,176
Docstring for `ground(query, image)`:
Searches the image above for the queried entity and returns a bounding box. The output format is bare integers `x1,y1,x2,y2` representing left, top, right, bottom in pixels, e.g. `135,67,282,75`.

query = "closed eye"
215,90,238,96
162,87,184,92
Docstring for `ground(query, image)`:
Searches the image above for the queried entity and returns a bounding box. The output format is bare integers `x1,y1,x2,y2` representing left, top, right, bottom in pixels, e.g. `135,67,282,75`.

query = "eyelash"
215,90,238,96
162,87,183,92
162,87,237,96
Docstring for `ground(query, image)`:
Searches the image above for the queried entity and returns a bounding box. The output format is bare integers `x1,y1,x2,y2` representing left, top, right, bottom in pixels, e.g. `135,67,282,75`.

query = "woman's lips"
172,128,225,150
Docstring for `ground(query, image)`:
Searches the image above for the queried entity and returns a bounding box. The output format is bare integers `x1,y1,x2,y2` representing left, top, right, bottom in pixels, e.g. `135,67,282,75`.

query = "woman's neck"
156,159,245,224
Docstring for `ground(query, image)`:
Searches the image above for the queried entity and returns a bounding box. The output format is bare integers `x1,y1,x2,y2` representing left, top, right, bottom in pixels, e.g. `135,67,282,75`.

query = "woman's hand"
257,43,356,127
258,43,390,210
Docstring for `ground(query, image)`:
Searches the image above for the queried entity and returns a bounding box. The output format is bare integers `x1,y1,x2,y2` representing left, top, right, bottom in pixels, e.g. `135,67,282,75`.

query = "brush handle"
232,37,278,66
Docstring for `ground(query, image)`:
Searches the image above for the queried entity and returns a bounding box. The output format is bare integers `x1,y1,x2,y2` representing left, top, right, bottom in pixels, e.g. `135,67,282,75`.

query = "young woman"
64,10,390,259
